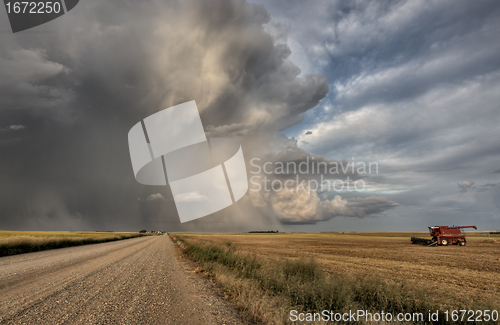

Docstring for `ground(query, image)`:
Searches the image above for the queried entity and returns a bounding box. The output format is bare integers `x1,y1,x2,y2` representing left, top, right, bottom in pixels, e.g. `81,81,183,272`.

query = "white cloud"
458,181,475,193
138,193,166,201
174,191,208,203
9,125,25,131
1,125,25,131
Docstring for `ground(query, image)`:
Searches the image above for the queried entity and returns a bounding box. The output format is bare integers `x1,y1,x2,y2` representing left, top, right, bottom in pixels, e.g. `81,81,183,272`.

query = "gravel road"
0,235,246,325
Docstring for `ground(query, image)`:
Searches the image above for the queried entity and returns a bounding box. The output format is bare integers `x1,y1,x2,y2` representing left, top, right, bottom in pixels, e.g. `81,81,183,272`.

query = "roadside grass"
0,231,156,257
170,234,497,325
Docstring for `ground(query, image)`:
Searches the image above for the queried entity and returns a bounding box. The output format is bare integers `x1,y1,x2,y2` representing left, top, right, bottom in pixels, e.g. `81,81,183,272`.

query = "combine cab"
411,225,477,246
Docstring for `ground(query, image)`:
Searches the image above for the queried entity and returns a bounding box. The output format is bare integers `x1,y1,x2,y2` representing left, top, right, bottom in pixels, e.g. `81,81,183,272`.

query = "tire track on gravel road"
0,234,245,325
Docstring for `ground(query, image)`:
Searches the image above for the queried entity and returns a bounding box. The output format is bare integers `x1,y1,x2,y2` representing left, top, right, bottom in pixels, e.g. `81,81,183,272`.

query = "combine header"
411,225,477,246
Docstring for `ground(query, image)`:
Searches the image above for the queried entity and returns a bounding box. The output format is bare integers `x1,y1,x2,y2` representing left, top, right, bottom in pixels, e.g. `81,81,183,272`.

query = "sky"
0,0,499,232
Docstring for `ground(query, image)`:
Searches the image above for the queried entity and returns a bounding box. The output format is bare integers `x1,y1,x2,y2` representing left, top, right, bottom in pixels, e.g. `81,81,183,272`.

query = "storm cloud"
0,0,332,231
2,0,498,232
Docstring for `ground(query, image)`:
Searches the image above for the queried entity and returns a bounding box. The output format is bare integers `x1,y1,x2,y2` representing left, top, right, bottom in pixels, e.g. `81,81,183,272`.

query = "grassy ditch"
0,232,154,257
171,234,497,325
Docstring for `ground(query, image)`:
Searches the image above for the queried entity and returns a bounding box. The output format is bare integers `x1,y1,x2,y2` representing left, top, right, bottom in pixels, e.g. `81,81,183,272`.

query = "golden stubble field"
0,231,152,257
0,231,134,239
178,232,500,307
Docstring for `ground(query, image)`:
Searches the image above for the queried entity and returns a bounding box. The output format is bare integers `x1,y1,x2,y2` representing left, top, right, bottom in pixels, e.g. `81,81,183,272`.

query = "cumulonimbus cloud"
0,0,399,230
267,183,399,225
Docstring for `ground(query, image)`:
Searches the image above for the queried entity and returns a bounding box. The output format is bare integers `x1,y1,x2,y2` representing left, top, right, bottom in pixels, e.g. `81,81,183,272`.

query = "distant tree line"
248,230,279,233
139,230,165,234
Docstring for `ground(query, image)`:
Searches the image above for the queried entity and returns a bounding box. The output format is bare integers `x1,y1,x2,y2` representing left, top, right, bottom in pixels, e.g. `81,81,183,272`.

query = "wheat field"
0,230,151,256
172,232,500,324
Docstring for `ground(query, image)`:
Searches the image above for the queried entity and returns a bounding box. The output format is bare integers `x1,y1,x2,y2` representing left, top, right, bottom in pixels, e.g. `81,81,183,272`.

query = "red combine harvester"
411,225,477,246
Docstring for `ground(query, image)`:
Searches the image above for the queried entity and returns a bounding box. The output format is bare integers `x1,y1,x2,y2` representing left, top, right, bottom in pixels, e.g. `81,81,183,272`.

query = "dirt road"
0,235,244,324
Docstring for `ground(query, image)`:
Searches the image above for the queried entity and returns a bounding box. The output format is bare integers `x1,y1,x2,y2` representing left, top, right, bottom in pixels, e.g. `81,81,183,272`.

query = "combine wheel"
441,239,448,246
458,240,466,246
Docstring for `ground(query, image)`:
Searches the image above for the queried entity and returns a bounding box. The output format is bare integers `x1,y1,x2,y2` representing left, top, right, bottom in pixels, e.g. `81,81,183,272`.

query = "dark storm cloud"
204,123,253,138
0,0,330,231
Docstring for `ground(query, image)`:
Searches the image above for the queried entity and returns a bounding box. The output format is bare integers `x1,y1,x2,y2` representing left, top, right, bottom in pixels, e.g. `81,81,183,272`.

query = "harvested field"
172,232,500,324
0,231,154,256
0,231,135,238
